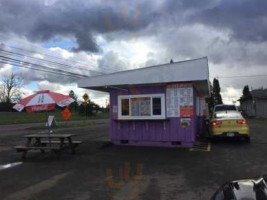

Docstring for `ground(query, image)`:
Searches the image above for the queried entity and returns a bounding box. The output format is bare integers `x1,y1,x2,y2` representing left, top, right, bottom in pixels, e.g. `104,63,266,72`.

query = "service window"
152,97,162,115
121,99,130,116
118,94,165,120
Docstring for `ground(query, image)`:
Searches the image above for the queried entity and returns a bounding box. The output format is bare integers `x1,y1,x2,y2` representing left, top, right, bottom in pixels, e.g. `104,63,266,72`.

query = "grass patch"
0,111,109,125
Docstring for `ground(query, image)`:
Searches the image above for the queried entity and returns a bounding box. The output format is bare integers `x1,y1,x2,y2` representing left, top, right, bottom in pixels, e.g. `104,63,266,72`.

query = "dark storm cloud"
0,0,155,52
1,0,267,100
191,0,267,43
1,0,267,69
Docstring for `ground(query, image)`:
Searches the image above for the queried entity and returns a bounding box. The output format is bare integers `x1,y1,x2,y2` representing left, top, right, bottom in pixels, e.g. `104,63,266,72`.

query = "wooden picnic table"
14,133,82,159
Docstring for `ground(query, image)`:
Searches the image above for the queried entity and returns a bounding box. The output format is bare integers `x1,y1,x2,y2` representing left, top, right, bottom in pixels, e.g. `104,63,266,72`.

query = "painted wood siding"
109,84,198,147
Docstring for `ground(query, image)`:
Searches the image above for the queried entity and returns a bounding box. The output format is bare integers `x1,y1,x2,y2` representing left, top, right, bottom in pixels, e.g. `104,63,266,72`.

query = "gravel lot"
0,119,266,200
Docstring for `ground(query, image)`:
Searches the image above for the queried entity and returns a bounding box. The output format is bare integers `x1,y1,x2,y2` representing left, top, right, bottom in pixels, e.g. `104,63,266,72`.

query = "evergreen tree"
213,78,223,105
68,90,78,111
206,81,214,115
242,85,252,100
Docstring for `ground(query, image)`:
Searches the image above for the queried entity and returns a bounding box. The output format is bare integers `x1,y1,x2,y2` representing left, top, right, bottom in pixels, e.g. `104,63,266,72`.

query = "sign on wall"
112,105,118,114
166,83,193,117
196,97,206,117
199,97,206,117
180,118,191,128
131,98,151,116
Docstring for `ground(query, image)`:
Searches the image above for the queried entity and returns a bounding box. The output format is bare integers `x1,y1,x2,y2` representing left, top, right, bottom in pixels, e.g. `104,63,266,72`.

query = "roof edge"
87,56,208,79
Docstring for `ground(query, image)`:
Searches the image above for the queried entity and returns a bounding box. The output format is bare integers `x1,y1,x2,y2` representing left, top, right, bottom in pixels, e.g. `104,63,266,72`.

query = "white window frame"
118,94,166,120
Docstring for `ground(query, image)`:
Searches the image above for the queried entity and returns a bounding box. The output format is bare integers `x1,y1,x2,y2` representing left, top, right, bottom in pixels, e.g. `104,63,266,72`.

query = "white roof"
78,57,210,96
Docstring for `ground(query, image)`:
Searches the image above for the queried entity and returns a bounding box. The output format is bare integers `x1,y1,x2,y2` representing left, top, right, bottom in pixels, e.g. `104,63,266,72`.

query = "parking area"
0,119,267,200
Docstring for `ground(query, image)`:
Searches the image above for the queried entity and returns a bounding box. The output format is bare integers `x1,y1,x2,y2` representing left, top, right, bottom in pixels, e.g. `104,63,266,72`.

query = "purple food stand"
78,57,210,147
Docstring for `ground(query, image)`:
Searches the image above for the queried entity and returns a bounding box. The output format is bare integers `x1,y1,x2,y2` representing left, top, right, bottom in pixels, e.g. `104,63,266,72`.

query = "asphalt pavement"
0,120,266,200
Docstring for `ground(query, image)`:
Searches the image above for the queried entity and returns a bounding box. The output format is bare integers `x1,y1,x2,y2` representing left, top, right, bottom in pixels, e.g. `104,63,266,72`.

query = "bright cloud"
49,47,74,59
1,0,267,105
20,87,34,98
221,87,242,105
104,38,156,68
0,64,13,78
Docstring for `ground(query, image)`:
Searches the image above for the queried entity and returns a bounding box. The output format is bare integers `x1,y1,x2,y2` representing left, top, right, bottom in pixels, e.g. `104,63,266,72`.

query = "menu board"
131,98,139,116
199,97,206,117
166,83,193,117
131,98,151,116
166,86,179,117
139,99,151,116
196,97,206,117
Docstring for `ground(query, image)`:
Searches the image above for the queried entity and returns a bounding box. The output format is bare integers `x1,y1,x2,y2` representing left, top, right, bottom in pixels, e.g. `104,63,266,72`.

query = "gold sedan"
209,111,250,142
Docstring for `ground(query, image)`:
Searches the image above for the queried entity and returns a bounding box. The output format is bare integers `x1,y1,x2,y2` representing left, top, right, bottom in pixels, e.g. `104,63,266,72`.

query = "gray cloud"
97,51,130,73
190,0,267,43
1,0,267,97
1,0,267,54
0,0,158,52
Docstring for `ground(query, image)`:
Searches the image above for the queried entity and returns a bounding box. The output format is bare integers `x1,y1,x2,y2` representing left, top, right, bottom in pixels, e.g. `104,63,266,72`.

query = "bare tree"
0,73,23,103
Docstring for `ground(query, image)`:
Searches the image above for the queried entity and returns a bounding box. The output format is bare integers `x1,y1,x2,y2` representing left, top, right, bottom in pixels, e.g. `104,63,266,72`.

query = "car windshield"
215,105,236,112
215,111,242,119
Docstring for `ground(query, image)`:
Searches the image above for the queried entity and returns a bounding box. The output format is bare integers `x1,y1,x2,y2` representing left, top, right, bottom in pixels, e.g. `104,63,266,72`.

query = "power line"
0,37,123,73
4,44,122,73
4,48,267,81
0,61,80,79
0,35,96,67
0,55,87,77
0,49,104,75
0,56,88,78
216,74,267,79
0,60,84,79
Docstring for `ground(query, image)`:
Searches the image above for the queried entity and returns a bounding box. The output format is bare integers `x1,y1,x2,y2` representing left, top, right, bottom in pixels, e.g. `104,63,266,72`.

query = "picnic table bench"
14,134,82,159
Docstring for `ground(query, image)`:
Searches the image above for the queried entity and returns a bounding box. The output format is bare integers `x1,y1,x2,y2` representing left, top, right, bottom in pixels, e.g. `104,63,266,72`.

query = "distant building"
239,89,267,118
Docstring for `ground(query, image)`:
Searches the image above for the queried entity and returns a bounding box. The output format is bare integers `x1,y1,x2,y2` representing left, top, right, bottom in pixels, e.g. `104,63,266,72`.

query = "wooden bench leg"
67,137,76,154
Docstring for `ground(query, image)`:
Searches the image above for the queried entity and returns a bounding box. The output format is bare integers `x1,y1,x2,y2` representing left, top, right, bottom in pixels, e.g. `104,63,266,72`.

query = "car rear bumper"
211,132,249,138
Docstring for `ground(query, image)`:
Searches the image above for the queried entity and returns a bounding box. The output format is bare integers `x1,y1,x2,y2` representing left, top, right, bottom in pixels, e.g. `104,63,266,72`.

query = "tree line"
206,78,223,115
0,73,108,114
68,90,109,116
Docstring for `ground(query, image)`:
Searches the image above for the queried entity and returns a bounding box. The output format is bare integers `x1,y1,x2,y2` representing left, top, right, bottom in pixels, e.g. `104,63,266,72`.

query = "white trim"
118,94,166,120
118,97,130,117
78,57,209,97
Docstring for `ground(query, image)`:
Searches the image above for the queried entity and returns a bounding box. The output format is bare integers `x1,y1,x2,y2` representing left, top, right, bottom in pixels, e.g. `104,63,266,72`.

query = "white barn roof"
78,57,210,96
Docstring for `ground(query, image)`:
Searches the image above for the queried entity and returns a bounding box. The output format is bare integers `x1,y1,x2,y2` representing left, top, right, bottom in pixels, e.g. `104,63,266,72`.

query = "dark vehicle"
211,176,267,200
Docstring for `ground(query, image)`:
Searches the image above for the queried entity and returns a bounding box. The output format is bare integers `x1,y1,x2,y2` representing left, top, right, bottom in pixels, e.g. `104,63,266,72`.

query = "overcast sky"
1,0,267,105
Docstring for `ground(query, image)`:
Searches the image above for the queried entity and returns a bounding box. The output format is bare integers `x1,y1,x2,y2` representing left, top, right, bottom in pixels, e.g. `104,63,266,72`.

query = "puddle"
0,162,22,170
106,162,149,199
